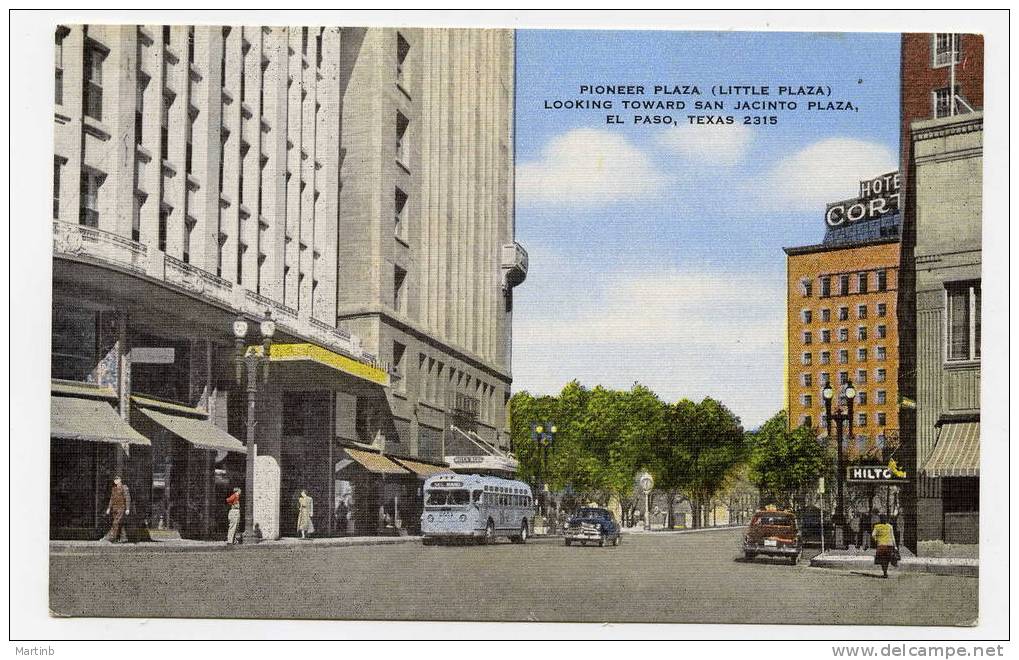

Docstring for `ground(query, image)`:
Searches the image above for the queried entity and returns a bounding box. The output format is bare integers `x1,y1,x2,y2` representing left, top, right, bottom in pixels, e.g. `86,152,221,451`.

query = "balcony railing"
53,221,147,273
449,391,481,419
165,254,234,304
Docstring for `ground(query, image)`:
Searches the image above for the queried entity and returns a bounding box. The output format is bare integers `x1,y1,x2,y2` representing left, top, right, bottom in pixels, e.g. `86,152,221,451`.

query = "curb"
622,525,747,535
50,535,423,554
808,556,978,577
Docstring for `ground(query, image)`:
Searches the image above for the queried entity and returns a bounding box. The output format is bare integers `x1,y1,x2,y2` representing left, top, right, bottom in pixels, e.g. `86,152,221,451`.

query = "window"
858,304,868,319
876,270,888,291
802,394,812,409
301,27,309,56
393,342,406,393
802,415,813,428
237,242,247,284
877,303,887,318
857,413,867,427
801,309,812,324
821,308,831,322
79,167,103,227
858,272,868,294
83,40,105,121
838,327,848,342
396,111,409,164
158,206,169,251
55,27,68,105
136,73,149,145
183,218,195,263
857,369,867,384
394,187,408,239
802,331,812,345
947,282,980,361
821,329,831,344
876,346,887,361
801,352,812,366
876,390,887,405
876,368,886,383
838,306,849,321
161,91,173,160
857,391,867,406
819,351,829,365
53,157,64,219
839,274,850,296
802,373,812,387
819,276,831,298
820,372,830,386
163,26,171,45
877,412,887,427
396,32,410,84
801,279,812,297
877,324,887,339
187,27,195,63
839,371,849,385
857,326,867,341
933,33,962,67
857,347,868,362
132,193,144,241
393,265,407,312
838,349,848,364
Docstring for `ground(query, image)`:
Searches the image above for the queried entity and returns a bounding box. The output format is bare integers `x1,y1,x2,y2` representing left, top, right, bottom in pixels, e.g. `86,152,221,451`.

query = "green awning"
51,396,150,446
136,407,247,453
922,421,980,478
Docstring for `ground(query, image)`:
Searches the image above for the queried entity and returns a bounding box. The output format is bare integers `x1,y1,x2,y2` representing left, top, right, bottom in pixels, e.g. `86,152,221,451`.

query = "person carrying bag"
871,513,898,578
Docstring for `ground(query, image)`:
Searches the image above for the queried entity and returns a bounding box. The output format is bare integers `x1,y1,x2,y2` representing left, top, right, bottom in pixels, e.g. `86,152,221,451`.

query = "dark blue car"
564,507,621,547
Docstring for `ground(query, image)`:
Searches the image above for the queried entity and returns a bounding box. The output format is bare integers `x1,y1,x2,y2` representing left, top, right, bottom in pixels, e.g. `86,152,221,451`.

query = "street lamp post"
822,381,857,550
233,311,275,544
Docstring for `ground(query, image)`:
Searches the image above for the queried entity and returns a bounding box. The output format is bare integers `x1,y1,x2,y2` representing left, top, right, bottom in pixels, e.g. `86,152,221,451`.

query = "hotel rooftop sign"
825,171,901,227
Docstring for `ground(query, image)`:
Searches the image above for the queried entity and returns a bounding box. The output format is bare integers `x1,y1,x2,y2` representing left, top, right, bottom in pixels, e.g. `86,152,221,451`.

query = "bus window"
448,490,469,506
472,490,482,504
426,491,447,506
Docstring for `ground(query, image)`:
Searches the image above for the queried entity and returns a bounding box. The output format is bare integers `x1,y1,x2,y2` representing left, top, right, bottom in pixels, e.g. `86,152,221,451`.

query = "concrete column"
240,26,262,291
56,25,85,226
191,26,225,274
221,26,243,285
138,25,164,248
313,27,341,324
260,27,289,303
163,25,189,259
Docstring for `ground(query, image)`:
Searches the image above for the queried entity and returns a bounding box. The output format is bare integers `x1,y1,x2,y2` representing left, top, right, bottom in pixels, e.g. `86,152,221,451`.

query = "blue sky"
511,30,901,429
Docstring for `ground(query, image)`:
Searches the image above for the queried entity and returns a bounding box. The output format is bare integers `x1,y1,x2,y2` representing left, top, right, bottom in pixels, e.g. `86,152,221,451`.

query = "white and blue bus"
421,473,535,544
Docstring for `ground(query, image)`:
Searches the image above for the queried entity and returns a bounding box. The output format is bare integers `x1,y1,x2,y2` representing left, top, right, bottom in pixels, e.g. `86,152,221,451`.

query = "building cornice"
783,237,900,257
910,112,983,142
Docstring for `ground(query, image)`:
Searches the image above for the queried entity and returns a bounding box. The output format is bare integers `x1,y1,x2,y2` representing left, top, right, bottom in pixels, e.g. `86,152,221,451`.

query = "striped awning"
51,396,151,446
343,447,410,475
135,407,247,454
922,421,980,478
395,458,453,479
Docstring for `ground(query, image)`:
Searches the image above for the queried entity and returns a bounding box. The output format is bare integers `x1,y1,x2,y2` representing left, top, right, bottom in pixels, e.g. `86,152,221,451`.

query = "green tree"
747,410,834,510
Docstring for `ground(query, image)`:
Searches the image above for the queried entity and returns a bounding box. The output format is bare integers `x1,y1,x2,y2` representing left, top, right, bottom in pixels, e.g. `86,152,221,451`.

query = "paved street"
50,528,976,625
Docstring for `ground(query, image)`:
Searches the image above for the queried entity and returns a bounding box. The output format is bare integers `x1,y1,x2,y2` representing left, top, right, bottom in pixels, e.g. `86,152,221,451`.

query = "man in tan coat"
104,476,131,543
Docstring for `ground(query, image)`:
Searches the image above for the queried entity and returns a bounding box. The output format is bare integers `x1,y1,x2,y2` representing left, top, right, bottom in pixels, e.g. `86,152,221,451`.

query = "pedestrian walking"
297,489,314,538
335,498,349,534
872,513,899,578
226,487,241,544
104,476,131,543
859,509,873,550
848,510,860,548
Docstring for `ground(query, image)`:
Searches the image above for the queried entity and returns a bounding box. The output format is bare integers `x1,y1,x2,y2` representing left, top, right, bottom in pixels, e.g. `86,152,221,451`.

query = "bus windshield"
425,489,470,506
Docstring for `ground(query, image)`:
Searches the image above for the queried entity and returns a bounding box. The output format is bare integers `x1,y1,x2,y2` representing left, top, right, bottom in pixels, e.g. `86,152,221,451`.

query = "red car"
743,509,801,565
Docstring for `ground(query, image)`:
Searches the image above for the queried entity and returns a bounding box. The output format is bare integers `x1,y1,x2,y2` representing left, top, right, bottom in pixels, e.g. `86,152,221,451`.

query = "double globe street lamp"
232,311,276,544
821,380,857,550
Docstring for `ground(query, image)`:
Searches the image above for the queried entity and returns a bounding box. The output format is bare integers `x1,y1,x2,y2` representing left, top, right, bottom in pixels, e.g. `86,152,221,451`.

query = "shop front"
921,417,980,544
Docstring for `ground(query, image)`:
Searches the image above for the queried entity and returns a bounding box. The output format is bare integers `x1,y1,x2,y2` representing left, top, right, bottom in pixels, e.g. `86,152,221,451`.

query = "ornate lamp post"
232,310,275,544
822,380,857,549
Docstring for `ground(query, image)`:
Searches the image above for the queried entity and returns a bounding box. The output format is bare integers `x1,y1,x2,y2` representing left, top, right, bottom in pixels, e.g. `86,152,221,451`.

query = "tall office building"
897,33,983,549
51,25,525,541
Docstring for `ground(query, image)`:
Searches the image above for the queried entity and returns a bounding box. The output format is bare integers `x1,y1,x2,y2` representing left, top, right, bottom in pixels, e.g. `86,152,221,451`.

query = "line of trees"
512,383,837,525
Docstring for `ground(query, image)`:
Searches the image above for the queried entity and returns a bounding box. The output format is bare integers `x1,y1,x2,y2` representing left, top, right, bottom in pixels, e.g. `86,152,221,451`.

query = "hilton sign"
846,464,908,484
825,171,901,227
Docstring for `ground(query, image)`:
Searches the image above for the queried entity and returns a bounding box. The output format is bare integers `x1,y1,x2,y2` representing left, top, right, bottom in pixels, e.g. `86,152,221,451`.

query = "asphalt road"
49,528,977,625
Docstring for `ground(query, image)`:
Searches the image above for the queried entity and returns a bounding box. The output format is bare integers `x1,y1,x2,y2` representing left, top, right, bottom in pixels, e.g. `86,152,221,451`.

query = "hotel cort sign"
825,171,901,227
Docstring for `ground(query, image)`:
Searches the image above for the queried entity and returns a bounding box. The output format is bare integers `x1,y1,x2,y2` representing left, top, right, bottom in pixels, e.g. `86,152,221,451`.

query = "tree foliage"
747,410,834,510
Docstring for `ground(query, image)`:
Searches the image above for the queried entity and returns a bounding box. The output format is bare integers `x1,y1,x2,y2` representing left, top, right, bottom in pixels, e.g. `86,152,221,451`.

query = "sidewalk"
51,534,423,554
809,545,978,577
622,525,746,535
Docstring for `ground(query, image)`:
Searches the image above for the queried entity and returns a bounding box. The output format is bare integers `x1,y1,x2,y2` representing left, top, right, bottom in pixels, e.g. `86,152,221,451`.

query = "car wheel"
484,520,495,545
789,555,798,566
422,537,435,546
565,538,572,546
613,535,620,546
744,551,756,560
599,536,606,547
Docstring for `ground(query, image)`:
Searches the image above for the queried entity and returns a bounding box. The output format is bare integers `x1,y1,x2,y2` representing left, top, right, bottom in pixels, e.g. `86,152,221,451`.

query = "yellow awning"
922,421,980,478
136,407,247,453
343,447,409,475
267,343,390,386
51,396,151,446
395,458,453,479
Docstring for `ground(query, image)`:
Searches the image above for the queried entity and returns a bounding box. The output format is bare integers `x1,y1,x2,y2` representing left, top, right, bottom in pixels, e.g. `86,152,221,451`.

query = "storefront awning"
395,458,453,478
268,343,390,386
922,421,980,478
343,447,410,475
51,396,151,446
135,406,247,454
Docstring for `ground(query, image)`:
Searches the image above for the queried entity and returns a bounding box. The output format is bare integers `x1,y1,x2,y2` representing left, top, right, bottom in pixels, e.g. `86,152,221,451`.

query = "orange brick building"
785,174,901,457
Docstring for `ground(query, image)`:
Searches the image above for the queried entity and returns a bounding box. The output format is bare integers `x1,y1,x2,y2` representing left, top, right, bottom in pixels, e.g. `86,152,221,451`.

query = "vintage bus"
421,473,535,544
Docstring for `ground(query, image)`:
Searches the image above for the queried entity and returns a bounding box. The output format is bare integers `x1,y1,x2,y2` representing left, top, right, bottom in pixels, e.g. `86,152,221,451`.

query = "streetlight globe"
232,318,249,339
550,425,558,434
821,384,834,401
260,317,276,339
535,425,544,434
845,383,857,400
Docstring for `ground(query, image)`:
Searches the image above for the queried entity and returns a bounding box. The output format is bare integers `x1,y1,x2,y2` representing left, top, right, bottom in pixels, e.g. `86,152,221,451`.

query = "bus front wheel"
512,522,528,544
482,520,495,545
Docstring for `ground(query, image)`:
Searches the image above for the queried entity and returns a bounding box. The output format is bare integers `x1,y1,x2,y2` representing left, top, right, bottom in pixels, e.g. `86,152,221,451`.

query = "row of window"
801,347,887,365
799,369,888,387
801,390,889,408
800,412,889,428
802,324,888,344
800,270,890,298
392,340,500,422
800,302,888,324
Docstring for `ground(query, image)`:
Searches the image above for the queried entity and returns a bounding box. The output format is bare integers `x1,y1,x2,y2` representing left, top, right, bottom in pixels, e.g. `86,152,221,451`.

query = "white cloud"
754,137,897,212
511,265,786,428
659,122,753,166
516,128,665,208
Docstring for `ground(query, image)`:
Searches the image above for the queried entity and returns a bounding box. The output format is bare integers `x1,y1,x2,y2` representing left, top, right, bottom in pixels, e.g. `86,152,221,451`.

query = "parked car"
797,506,835,548
564,507,621,547
742,508,801,565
